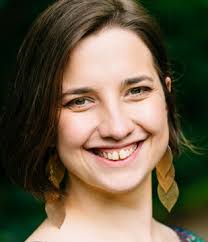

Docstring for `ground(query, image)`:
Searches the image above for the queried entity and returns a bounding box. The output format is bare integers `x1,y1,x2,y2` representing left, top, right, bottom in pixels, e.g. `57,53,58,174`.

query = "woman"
0,0,204,241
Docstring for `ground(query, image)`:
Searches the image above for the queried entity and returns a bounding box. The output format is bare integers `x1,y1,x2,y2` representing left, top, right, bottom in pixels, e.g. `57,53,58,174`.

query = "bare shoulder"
24,219,59,242
154,220,180,242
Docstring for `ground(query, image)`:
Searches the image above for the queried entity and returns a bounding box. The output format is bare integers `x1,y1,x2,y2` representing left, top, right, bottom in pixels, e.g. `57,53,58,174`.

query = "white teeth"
103,152,108,159
119,149,126,159
96,143,138,161
112,151,119,160
107,153,113,159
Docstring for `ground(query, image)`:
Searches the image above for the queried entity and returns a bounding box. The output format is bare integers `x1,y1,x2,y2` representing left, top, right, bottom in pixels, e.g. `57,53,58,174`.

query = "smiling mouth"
88,142,140,162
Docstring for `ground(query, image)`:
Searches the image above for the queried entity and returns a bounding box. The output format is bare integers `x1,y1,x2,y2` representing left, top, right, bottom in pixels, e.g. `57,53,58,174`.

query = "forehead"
63,27,159,90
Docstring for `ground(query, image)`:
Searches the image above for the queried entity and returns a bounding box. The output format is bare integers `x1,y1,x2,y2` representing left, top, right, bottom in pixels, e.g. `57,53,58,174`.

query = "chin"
93,173,149,195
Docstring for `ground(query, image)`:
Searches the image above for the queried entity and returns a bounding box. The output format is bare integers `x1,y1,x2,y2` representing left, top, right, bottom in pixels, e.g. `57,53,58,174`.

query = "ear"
165,77,172,93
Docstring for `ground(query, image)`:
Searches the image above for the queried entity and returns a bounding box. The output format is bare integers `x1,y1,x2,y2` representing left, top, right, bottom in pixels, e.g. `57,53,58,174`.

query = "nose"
97,104,135,141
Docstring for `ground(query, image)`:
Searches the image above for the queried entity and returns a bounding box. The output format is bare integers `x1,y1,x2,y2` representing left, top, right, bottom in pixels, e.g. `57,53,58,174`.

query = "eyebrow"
61,75,154,97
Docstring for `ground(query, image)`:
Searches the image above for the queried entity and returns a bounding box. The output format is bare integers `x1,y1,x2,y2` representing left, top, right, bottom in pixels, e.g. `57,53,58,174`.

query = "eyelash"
126,86,151,96
64,86,151,109
64,97,92,108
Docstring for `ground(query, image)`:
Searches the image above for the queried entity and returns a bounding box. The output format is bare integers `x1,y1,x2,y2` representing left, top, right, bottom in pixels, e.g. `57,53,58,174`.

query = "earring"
45,149,66,202
156,146,179,212
45,150,66,228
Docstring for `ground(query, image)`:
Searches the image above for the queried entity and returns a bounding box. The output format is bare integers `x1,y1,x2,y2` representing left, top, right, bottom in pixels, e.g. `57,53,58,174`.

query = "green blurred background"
0,0,207,241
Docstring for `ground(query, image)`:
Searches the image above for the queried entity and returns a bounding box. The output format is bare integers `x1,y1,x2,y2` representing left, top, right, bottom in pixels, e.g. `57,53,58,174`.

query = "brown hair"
0,0,190,200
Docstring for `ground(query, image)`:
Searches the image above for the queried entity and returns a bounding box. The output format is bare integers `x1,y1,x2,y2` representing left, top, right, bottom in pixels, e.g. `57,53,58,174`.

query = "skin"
26,27,178,242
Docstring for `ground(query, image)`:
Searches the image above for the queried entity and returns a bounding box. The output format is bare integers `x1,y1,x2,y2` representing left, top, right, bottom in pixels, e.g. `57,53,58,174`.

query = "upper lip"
88,140,145,150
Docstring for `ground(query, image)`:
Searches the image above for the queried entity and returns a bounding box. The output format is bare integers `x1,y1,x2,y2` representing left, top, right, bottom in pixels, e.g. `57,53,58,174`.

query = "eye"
127,86,151,96
64,97,93,110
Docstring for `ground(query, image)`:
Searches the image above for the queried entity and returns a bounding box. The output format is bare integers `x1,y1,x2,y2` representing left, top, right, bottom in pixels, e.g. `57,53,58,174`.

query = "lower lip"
90,141,143,168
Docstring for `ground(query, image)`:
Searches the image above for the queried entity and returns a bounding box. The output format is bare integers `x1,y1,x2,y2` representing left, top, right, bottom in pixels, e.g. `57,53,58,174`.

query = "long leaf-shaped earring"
45,149,66,228
156,146,179,212
46,150,65,191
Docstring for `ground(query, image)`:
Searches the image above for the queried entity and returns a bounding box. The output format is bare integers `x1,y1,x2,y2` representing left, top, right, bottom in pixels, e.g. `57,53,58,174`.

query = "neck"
62,173,156,241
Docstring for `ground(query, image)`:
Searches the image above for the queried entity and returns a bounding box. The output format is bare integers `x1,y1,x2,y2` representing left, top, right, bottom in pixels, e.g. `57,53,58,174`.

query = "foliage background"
0,0,207,241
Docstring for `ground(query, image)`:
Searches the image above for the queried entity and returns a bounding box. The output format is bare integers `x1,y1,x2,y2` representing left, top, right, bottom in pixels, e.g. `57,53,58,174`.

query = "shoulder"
171,226,205,242
24,219,59,242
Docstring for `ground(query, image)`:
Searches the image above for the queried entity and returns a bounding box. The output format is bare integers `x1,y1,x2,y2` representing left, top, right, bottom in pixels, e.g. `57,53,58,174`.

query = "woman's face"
57,27,170,194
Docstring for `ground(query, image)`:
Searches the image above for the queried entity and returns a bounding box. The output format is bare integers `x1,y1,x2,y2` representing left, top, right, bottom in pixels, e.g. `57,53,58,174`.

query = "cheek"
134,95,168,134
57,110,97,149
